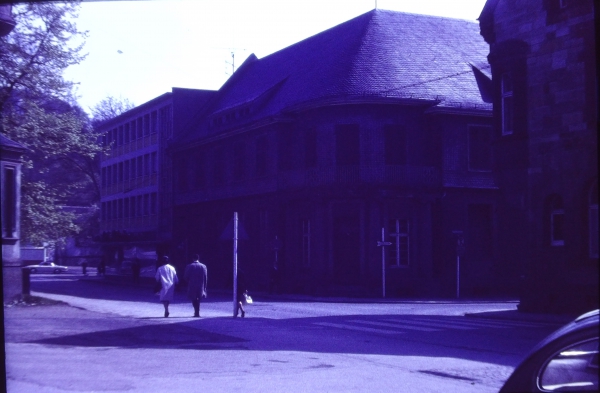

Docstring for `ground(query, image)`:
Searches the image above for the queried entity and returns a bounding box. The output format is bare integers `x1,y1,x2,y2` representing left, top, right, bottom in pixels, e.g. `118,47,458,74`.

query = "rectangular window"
124,198,129,218
151,152,157,174
117,126,123,146
305,128,317,168
212,148,225,186
256,136,268,176
501,73,514,135
278,130,295,171
233,142,245,181
551,209,565,246
136,118,143,139
130,196,136,218
124,161,130,181
101,167,107,187
590,204,598,258
118,199,123,219
143,194,150,216
335,124,360,165
468,125,492,171
194,153,205,189
160,105,172,138
106,166,111,186
124,123,130,144
2,166,16,237
151,111,158,134
130,158,136,179
144,114,150,136
144,154,150,177
178,157,189,191
137,156,143,178
118,162,124,182
387,218,409,267
112,164,118,185
151,193,157,215
136,195,143,216
384,125,407,165
302,219,311,267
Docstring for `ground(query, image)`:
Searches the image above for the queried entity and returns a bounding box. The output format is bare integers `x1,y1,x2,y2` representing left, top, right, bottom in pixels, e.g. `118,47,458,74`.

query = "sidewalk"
76,271,577,326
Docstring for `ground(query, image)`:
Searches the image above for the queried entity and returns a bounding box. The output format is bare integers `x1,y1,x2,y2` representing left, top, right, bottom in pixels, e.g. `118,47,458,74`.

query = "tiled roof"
180,9,491,143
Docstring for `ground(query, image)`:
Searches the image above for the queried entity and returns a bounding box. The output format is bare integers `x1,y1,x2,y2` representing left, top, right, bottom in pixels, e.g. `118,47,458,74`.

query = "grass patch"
4,294,65,308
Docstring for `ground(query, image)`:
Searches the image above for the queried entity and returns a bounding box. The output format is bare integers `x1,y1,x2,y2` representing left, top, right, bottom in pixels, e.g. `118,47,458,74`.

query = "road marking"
349,319,440,332
313,322,404,335
417,317,548,329
376,319,476,330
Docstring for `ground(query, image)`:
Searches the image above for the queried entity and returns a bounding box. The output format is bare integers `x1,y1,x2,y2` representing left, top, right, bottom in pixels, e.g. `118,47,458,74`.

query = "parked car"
27,261,69,274
500,309,599,392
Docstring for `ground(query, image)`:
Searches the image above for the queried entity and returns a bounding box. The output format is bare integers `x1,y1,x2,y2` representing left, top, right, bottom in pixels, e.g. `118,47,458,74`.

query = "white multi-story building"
97,88,214,269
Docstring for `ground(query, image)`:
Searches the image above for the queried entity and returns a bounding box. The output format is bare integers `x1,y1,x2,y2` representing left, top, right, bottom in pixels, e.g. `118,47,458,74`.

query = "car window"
538,338,599,391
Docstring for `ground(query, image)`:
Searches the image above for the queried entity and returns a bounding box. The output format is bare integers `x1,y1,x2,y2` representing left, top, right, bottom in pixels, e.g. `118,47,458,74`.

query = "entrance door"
466,203,493,295
333,213,360,285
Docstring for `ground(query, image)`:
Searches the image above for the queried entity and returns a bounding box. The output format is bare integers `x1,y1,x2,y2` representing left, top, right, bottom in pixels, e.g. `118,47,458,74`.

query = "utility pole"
233,212,238,316
377,227,392,298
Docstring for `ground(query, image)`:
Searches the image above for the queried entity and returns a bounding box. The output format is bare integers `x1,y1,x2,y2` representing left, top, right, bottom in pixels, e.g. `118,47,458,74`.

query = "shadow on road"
16,275,565,371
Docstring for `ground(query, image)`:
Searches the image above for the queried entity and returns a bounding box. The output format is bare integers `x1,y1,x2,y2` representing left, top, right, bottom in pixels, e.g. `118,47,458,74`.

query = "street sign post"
452,230,465,299
233,212,238,316
377,227,392,298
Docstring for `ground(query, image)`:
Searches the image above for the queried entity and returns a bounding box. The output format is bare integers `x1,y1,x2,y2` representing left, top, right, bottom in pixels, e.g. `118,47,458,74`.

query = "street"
3,273,569,392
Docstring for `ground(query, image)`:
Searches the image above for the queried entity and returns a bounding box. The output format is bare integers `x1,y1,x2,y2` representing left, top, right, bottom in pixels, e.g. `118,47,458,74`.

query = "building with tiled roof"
169,9,503,297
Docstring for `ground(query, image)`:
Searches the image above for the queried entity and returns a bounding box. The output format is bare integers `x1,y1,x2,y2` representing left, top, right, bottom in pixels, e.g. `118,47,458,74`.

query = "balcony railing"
100,215,158,232
102,134,158,161
101,174,158,197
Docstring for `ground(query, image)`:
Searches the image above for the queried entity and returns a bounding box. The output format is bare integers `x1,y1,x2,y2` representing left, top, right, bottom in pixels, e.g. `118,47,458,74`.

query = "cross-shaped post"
377,227,392,298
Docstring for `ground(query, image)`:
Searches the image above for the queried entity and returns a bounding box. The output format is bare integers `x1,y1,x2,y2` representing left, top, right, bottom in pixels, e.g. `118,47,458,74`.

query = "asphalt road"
3,273,570,393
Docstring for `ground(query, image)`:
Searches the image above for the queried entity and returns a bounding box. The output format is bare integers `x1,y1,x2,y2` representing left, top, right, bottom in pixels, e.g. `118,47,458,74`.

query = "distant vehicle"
27,261,69,274
120,260,132,274
500,309,599,392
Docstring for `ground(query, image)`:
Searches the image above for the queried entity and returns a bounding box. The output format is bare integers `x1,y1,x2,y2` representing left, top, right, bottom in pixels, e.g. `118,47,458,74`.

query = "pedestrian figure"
155,256,178,317
184,254,207,318
269,264,280,294
97,258,105,276
81,261,88,275
235,269,247,318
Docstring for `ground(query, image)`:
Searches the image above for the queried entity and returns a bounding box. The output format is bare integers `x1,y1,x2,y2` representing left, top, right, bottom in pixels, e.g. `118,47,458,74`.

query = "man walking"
184,254,207,317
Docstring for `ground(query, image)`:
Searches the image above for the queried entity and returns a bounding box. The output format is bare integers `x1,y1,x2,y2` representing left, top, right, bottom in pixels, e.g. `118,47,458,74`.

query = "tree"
90,96,135,126
0,1,101,246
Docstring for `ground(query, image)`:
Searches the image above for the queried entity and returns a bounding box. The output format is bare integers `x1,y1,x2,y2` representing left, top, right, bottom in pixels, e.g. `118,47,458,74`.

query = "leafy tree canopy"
90,96,135,126
1,1,102,247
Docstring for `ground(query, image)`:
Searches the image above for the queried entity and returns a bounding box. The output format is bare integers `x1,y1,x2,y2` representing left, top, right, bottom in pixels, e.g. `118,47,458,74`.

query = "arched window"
589,179,598,258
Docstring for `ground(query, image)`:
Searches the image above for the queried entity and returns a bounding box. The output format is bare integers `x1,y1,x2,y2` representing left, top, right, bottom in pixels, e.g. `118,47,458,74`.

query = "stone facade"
480,0,598,313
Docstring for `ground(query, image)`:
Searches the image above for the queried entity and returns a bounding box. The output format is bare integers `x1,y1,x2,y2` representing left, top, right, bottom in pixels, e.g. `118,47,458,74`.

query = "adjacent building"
97,88,214,271
169,10,503,297
479,0,598,313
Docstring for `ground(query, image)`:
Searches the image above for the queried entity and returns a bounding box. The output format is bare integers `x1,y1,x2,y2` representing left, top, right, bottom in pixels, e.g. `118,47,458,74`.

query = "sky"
64,0,488,115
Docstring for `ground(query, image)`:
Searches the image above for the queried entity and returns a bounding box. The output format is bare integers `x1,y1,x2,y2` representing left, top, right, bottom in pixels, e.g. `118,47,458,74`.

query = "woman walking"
155,256,178,317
